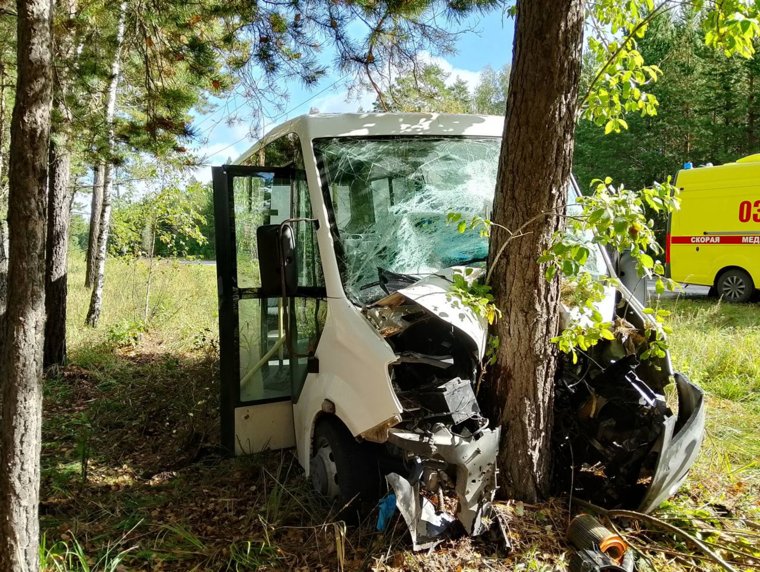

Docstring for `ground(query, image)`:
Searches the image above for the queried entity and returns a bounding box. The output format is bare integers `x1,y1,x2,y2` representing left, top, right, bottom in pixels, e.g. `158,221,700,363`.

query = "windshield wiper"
445,255,487,267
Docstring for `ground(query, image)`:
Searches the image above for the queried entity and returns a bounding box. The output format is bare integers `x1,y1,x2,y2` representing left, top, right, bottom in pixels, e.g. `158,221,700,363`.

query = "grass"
39,251,760,571
65,250,218,353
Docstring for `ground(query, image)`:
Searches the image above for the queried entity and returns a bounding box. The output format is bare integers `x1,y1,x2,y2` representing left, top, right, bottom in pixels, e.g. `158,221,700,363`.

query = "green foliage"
582,0,760,137
572,177,679,279
540,178,680,361
700,0,760,57
375,61,510,114
582,0,663,133
109,182,207,259
565,1,760,362
446,211,492,238
375,62,473,112
106,318,148,348
449,267,501,325
68,215,90,253
473,64,511,114
575,12,760,197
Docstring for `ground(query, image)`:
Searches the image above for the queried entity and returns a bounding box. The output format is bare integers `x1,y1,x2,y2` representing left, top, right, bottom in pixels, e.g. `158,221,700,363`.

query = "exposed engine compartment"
554,349,671,508
364,271,498,549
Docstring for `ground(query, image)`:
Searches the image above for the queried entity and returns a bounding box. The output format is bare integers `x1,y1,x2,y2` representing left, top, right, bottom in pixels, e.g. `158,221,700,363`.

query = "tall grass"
657,296,760,497
662,297,760,406
66,250,217,353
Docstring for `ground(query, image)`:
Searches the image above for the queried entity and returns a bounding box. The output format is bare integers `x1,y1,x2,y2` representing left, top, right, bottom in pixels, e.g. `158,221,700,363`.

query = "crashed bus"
211,113,705,547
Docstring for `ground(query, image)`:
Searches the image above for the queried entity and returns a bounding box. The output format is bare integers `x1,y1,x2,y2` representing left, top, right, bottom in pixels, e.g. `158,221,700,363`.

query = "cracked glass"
315,137,500,304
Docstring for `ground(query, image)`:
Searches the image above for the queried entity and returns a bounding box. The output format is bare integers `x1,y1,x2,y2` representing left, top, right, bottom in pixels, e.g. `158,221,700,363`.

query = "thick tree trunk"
84,164,103,287
44,0,78,367
486,0,585,502
0,1,54,571
44,136,71,368
85,0,126,326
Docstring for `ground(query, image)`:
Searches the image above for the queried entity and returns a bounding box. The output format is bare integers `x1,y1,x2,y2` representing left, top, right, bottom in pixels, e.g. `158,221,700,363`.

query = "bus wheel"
310,417,380,520
716,269,754,303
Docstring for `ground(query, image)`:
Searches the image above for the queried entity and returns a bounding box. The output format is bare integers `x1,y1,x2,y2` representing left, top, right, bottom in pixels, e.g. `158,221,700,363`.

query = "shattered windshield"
315,137,500,304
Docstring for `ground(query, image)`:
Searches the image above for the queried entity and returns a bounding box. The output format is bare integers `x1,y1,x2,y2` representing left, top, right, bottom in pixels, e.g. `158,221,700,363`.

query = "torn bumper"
638,373,706,513
386,425,500,550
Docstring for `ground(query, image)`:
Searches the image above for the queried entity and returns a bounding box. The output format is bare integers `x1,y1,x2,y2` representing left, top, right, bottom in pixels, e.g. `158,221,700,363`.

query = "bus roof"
235,113,504,165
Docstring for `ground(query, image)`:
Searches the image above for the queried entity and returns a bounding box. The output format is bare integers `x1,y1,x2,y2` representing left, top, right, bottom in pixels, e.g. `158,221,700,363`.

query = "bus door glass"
213,165,299,455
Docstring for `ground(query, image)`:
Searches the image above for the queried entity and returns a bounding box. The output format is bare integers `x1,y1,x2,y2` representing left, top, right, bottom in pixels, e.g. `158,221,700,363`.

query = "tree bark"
0,1,54,571
44,0,78,367
85,164,103,287
0,64,8,334
43,136,71,367
85,0,126,327
85,163,112,326
0,219,7,342
486,0,585,502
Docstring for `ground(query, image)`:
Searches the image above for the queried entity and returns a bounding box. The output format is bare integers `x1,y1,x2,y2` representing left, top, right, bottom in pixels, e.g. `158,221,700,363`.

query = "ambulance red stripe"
670,235,760,244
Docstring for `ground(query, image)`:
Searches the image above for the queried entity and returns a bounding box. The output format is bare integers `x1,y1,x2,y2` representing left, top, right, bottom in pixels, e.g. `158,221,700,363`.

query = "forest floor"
40,253,760,571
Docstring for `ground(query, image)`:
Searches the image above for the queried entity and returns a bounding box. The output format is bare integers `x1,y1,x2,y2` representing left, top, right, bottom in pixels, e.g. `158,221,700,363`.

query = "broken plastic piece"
387,424,500,540
415,377,481,424
376,492,397,532
386,473,456,550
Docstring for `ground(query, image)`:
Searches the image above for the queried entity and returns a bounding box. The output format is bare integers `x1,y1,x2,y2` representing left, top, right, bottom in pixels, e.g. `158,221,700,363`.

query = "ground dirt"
40,257,760,571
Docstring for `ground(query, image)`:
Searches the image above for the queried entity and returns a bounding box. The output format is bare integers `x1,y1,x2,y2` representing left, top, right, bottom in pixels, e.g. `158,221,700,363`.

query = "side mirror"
257,223,298,297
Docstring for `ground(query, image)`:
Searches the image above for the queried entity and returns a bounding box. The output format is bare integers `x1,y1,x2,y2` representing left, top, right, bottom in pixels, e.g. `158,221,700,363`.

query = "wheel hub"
310,442,340,499
721,275,746,300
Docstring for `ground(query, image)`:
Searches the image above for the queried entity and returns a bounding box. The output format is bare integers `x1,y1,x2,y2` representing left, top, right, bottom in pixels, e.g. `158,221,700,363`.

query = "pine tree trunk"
486,0,584,502
43,135,71,367
0,0,54,571
0,62,7,196
85,164,103,288
44,0,78,367
85,0,126,327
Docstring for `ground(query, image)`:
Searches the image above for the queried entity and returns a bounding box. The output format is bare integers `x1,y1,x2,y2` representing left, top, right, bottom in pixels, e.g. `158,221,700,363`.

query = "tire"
310,417,381,520
716,268,755,303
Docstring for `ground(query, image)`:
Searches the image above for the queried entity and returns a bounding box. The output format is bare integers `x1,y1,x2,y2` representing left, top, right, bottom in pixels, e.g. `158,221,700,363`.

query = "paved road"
647,282,711,301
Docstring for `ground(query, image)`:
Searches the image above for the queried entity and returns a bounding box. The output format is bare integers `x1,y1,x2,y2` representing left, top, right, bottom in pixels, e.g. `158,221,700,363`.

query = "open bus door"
213,165,324,455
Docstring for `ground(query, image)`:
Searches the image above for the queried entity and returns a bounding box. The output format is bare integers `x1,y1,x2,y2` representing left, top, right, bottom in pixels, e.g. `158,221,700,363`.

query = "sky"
190,10,516,182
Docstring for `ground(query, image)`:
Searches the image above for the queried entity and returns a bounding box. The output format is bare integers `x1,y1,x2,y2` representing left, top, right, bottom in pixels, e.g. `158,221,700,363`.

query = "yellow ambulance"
668,154,760,302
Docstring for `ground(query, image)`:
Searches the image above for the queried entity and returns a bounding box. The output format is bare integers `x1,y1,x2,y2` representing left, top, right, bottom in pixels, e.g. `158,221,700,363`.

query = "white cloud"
191,121,255,182
312,86,377,114
308,54,482,114
417,51,482,90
